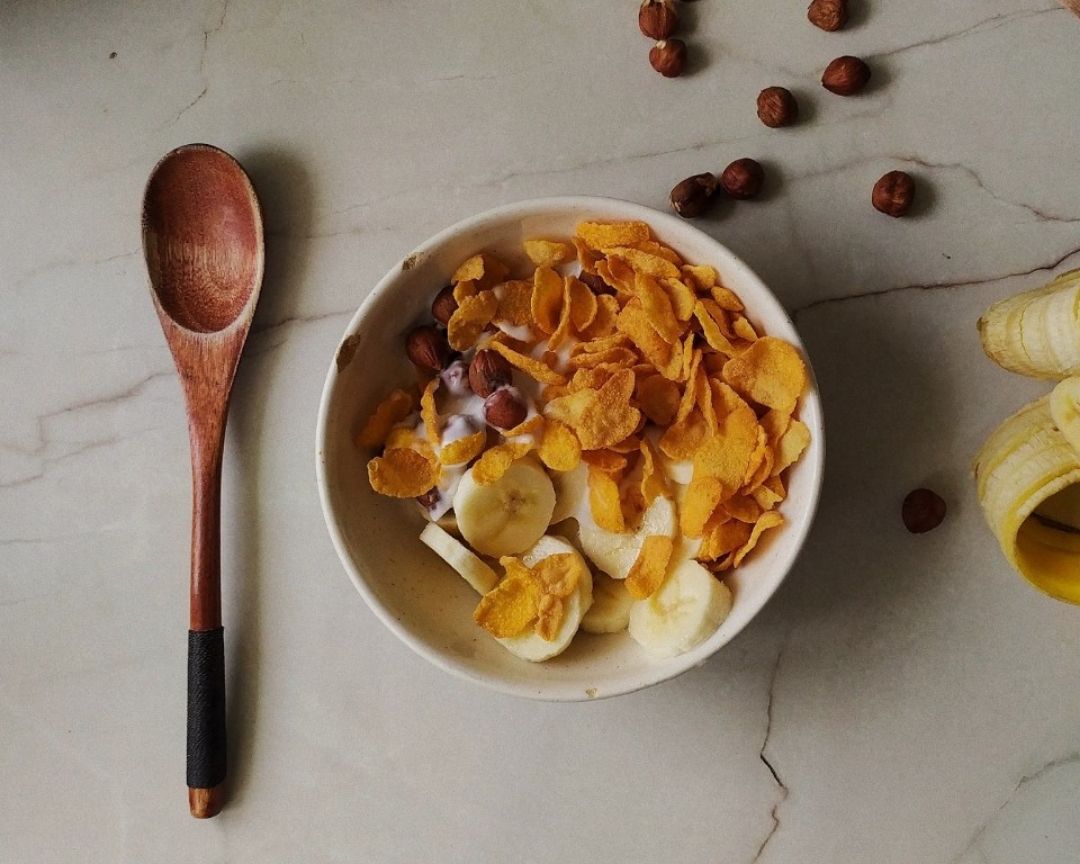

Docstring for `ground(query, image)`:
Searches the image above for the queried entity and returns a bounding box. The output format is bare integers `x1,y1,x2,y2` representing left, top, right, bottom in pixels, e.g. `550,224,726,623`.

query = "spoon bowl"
142,144,263,818
144,145,262,333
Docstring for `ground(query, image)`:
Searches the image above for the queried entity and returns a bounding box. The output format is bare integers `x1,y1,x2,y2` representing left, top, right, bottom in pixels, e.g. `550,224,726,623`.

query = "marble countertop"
4,1,1080,861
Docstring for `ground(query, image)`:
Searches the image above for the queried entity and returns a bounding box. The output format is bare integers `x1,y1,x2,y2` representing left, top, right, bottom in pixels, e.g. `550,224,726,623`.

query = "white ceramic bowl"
316,196,824,701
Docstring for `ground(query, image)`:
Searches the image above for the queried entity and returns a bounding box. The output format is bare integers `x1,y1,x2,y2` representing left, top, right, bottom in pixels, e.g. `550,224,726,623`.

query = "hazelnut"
902,488,946,534
431,285,458,325
720,158,765,200
649,39,687,78
405,325,450,371
416,488,440,511
484,387,527,430
639,0,678,40
670,173,719,218
821,55,871,95
872,171,915,217
757,87,798,128
468,349,513,397
807,0,847,31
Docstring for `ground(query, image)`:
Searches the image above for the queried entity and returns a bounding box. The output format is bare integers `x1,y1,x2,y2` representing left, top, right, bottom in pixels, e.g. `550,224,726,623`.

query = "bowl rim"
316,195,825,701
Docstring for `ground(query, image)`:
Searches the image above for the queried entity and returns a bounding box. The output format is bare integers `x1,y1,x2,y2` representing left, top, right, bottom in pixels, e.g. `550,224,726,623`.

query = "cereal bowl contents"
317,198,823,700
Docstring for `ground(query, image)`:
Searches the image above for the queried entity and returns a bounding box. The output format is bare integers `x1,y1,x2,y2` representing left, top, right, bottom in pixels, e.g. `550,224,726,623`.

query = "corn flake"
732,511,785,567
568,276,598,333
367,448,438,498
452,253,509,288
626,535,675,599
538,418,581,472
772,418,811,476
535,594,564,641
440,428,487,466
488,339,567,386
691,382,761,495
472,442,534,486
582,449,628,473
635,272,683,343
493,280,534,328
639,437,670,506
681,476,726,538
357,388,414,449
420,378,440,449
710,285,745,312
724,494,763,524
733,315,758,342
548,276,575,350
524,239,573,268
531,267,564,335
447,290,498,351
694,300,739,356
474,565,540,637
588,464,626,532
544,368,642,450
699,515,753,561
637,374,680,426
722,336,808,413
682,264,719,292
452,279,478,304
573,237,601,274
532,553,584,598
576,220,651,249
662,277,698,321
604,246,681,280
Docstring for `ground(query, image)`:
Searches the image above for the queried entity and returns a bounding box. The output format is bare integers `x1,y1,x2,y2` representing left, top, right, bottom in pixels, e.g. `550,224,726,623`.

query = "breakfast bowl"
316,196,824,701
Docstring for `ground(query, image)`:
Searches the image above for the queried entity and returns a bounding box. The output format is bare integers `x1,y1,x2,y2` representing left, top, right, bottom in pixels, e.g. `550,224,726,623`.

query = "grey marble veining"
3,1,1080,861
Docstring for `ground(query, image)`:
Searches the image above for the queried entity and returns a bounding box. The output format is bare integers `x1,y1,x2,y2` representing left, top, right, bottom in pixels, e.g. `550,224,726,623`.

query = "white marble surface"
3,1,1080,861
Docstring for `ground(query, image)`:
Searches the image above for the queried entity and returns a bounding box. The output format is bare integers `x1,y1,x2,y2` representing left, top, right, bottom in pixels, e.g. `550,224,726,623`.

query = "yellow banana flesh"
978,269,1080,379
974,388,1080,604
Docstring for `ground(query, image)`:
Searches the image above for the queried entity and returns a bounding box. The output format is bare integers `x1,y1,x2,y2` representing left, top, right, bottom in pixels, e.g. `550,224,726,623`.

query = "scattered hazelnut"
821,55,871,95
720,158,765,200
872,171,915,217
405,325,450,371
484,387,527,430
469,349,513,397
670,173,719,218
757,87,798,128
807,0,848,31
902,488,946,533
416,488,440,511
639,0,678,40
431,285,458,326
649,39,687,78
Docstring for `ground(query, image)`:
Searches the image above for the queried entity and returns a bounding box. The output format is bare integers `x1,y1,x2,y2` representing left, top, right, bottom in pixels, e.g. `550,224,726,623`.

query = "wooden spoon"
142,144,264,819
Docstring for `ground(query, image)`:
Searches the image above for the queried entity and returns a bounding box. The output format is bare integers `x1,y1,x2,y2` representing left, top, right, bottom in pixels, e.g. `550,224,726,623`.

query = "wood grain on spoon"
143,143,264,819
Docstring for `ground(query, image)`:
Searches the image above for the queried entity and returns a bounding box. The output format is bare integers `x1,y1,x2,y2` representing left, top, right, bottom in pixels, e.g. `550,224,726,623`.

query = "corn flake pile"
358,220,811,653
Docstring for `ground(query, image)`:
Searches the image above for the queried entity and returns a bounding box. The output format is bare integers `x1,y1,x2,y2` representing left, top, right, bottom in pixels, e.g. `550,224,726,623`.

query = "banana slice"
454,457,556,558
1050,376,1080,456
419,521,499,595
498,535,594,662
628,559,732,658
550,462,587,524
978,269,1080,379
974,392,1080,603
581,572,634,634
577,494,677,580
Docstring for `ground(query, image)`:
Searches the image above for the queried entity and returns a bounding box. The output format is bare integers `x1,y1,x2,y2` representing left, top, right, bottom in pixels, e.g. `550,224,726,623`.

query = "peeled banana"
978,269,1080,379
974,387,1080,603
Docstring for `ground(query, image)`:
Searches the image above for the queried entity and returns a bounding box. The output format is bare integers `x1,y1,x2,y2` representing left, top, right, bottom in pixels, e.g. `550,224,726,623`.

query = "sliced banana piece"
498,536,594,662
577,494,677,580
978,269,1080,379
419,521,498,595
454,457,555,557
1050,376,1080,457
550,462,587,524
974,393,1080,603
628,558,732,658
581,572,634,634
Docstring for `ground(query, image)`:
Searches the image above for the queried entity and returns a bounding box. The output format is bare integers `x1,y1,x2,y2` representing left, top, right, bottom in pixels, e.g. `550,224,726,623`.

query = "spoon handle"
186,421,227,817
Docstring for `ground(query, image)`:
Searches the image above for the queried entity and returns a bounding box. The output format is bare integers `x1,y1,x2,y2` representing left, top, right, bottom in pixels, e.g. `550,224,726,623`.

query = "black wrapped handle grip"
187,627,227,791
